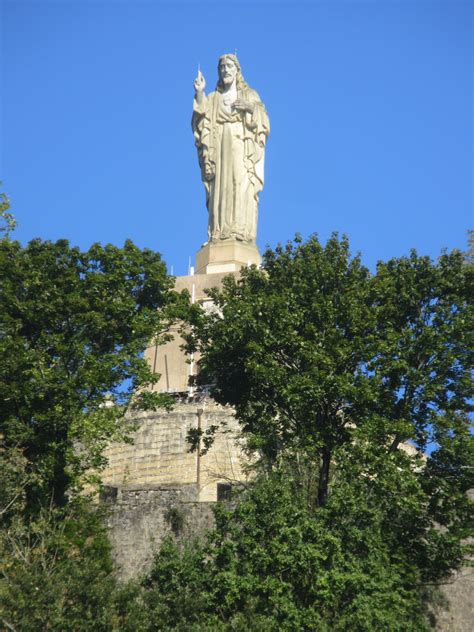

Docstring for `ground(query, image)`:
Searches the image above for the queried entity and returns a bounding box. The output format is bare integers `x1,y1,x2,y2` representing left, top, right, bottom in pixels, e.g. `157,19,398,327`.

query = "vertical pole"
152,343,158,391
196,408,203,490
189,283,196,396
164,354,170,391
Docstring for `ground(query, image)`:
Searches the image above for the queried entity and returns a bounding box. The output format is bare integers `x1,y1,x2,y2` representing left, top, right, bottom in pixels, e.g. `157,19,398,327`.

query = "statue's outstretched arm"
194,70,206,107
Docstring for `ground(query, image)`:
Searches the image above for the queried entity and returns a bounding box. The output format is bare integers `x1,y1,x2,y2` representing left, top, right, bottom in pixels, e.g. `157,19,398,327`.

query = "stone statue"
192,54,270,243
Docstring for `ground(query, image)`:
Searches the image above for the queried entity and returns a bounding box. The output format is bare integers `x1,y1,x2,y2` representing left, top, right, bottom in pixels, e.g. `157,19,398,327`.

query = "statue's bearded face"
218,58,237,86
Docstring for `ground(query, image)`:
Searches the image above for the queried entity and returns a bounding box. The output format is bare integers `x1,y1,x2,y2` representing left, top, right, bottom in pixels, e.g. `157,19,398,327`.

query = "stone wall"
103,483,215,581
432,563,474,631
99,395,247,579
101,396,248,502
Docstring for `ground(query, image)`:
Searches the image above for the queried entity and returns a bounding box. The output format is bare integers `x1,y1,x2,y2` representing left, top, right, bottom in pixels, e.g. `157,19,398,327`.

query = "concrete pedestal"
144,239,261,393
195,239,261,275
145,271,235,393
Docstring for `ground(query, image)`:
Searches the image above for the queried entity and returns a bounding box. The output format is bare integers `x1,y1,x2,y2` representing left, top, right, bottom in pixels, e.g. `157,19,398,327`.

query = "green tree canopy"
141,464,438,631
0,224,186,630
140,234,473,630
0,190,16,236
188,234,473,506
0,237,179,512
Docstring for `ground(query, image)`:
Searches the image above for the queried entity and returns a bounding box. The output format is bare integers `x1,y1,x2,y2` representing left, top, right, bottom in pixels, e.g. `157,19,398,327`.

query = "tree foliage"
0,225,183,630
188,234,473,505
140,460,438,631
0,237,179,511
0,501,142,632
138,431,472,630
161,234,474,628
1,223,472,629
0,189,16,236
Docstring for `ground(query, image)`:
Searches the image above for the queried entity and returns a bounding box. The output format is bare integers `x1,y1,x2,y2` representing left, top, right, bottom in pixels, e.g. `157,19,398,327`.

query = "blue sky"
2,0,472,275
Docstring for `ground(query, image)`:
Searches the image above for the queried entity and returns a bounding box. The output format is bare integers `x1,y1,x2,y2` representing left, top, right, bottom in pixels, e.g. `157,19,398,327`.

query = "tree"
177,234,473,625
141,462,438,631
0,500,141,632
0,228,184,629
0,237,179,512
0,189,16,236
188,234,472,506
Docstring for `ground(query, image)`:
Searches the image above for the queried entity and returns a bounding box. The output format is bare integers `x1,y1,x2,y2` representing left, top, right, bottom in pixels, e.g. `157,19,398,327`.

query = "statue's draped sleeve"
241,88,270,195
192,95,214,184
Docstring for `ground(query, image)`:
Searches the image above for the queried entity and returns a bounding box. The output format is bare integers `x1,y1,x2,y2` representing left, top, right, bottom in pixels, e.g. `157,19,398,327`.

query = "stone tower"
99,247,259,578
99,54,269,579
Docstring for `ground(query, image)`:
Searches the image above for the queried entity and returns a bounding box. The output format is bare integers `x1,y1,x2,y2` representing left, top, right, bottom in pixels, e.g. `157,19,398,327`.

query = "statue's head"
216,54,249,92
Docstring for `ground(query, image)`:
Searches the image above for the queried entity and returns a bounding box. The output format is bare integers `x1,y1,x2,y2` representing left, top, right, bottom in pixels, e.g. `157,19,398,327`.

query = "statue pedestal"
195,239,261,275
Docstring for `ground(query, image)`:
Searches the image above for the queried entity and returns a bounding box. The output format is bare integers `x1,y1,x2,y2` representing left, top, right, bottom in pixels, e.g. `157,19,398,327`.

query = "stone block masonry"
104,483,215,581
432,562,474,631
100,397,247,503
99,395,248,580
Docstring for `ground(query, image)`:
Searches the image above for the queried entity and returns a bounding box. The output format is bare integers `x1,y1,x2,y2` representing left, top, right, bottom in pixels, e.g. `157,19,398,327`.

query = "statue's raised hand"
194,70,206,93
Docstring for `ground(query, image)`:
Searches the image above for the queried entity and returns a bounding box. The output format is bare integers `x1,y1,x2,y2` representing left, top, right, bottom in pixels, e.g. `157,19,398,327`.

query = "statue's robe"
192,86,270,242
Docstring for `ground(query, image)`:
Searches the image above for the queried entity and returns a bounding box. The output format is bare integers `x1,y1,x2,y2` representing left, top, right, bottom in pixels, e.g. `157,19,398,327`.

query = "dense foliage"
0,190,16,236
187,235,472,505
0,237,177,510
140,464,433,631
1,224,472,630
162,233,473,629
0,230,179,630
0,500,144,632
138,435,472,631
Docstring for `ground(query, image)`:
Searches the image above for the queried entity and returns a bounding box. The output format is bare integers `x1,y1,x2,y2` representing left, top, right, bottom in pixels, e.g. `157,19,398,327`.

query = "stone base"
145,271,241,392
195,239,261,275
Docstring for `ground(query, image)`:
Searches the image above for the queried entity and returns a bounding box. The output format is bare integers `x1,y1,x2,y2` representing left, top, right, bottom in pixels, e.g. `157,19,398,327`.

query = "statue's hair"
216,54,250,92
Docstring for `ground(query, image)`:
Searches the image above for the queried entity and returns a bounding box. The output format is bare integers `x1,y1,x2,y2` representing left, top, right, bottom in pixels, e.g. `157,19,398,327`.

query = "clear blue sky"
2,0,472,275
